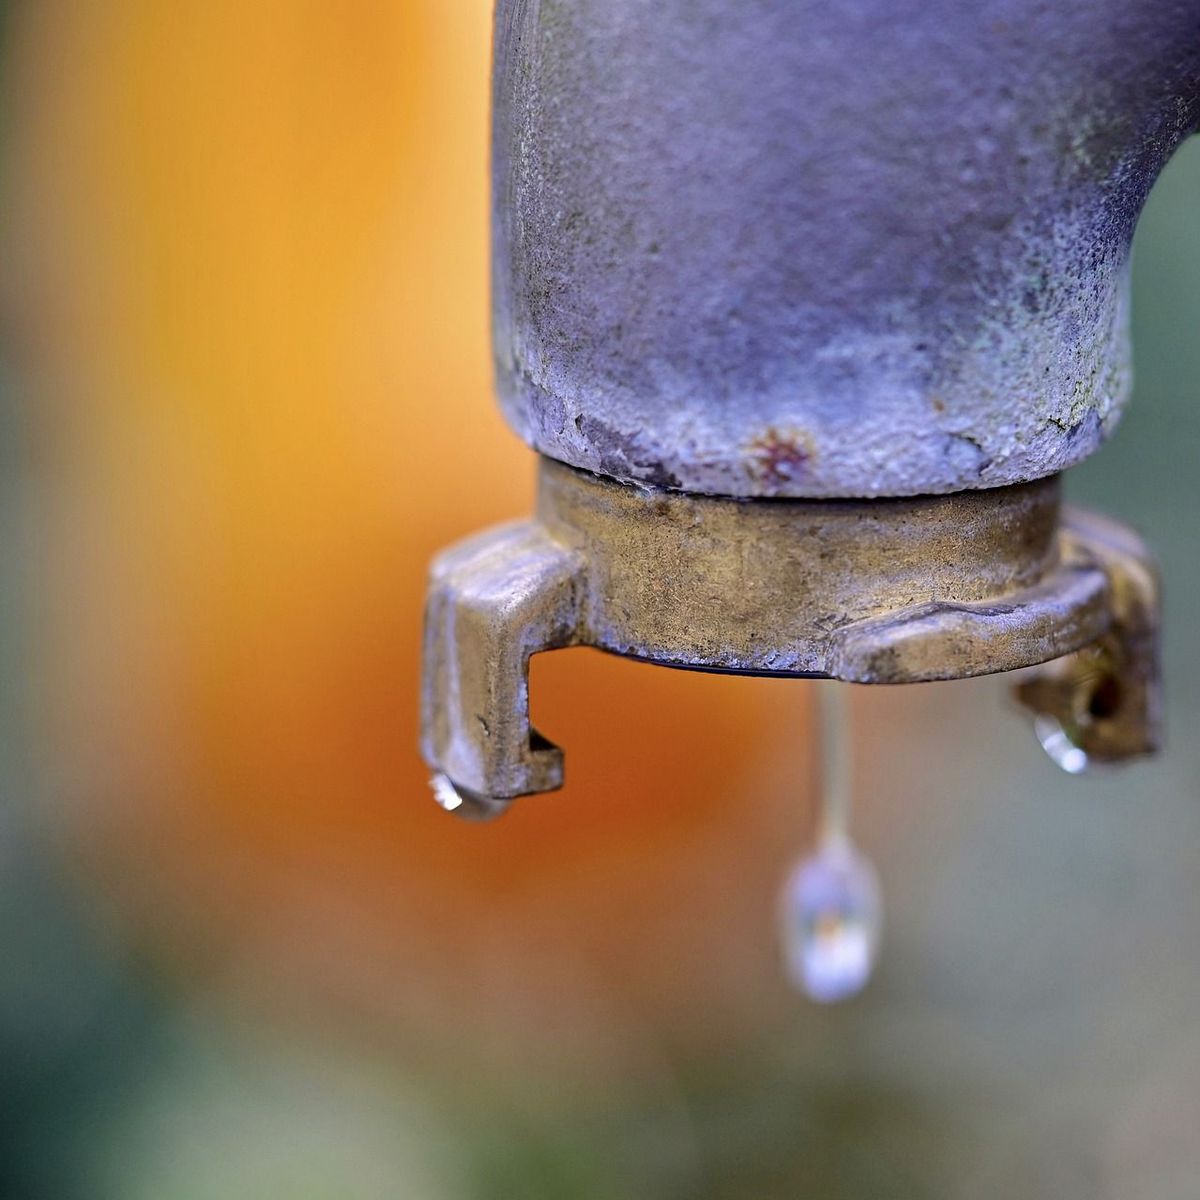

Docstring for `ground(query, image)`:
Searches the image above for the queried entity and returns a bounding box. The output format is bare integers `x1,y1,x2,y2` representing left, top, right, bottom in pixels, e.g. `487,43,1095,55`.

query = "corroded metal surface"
421,4,1174,815
493,0,1200,498
420,459,1157,809
1014,508,1161,767
534,459,1106,679
421,520,581,805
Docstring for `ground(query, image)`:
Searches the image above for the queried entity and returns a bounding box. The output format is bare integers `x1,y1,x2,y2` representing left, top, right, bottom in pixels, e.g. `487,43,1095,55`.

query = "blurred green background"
2,5,1199,1198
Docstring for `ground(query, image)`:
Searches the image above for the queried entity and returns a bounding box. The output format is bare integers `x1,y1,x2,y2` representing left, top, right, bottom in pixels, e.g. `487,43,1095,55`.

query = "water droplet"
1033,715,1090,775
429,773,511,821
780,836,881,1003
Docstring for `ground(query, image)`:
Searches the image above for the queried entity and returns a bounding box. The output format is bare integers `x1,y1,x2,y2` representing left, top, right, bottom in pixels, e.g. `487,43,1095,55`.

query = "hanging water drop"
781,834,882,1003
1032,714,1091,775
779,682,882,1003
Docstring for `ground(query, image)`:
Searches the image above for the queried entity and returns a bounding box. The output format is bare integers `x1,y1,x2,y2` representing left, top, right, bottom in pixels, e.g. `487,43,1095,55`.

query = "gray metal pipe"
421,1,1175,813
492,0,1200,498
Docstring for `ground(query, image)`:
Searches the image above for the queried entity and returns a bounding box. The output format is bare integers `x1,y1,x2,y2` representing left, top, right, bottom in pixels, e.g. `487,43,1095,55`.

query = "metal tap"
422,0,1196,817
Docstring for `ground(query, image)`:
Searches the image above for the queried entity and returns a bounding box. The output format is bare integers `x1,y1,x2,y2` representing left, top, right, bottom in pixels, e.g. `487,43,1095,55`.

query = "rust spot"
746,426,815,488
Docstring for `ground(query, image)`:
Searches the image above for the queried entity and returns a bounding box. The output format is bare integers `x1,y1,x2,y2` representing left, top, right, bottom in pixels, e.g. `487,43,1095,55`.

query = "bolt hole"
1086,674,1122,721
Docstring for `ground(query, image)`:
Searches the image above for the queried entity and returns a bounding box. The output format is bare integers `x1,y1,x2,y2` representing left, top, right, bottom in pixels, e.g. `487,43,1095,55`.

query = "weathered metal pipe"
422,1,1189,814
494,0,1200,498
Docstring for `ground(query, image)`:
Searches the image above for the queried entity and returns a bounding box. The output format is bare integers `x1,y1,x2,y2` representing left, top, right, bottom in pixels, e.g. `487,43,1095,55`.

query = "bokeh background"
1,4,1199,1197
